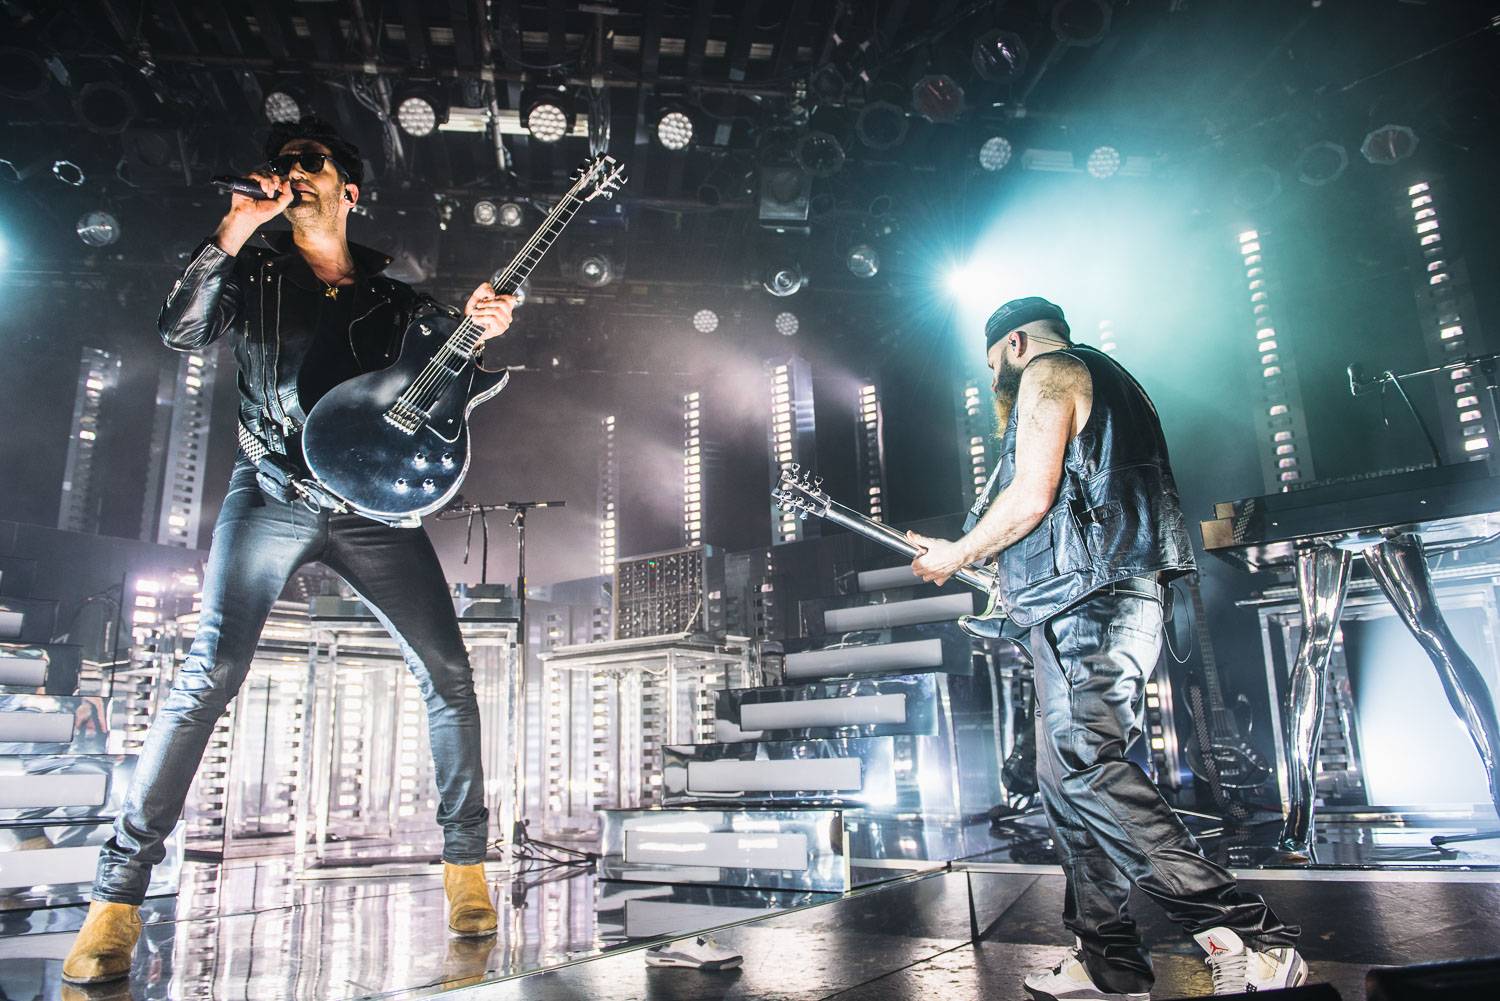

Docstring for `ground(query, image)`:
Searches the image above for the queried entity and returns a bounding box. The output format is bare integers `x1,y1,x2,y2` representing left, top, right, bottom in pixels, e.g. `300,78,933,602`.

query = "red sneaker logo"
1207,938,1229,956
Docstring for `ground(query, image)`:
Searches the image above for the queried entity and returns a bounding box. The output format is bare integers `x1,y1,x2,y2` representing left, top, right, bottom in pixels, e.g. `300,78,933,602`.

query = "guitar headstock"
770,464,830,520
574,155,628,202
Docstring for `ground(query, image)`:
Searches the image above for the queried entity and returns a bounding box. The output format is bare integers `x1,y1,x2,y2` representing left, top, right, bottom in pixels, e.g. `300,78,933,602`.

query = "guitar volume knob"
394,478,409,492
422,478,436,493
413,452,428,468
441,453,455,468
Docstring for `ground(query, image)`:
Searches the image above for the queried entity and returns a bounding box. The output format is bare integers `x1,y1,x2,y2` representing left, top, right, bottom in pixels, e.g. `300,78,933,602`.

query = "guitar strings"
398,190,586,415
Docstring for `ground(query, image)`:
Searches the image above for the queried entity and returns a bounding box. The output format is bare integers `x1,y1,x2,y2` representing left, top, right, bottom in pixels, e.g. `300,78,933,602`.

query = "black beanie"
985,296,1070,349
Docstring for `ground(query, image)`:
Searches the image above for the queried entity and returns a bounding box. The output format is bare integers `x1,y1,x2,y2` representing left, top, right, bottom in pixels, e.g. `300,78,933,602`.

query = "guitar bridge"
384,399,426,435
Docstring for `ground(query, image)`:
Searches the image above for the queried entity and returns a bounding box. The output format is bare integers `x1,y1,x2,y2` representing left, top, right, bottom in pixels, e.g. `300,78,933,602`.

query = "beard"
991,352,1024,437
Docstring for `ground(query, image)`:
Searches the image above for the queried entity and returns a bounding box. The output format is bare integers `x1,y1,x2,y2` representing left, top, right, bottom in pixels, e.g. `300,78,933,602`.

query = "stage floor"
4,818,1499,1000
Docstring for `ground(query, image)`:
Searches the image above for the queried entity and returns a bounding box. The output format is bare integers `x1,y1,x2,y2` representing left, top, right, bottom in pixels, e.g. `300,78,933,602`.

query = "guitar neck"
489,191,584,295
812,494,997,595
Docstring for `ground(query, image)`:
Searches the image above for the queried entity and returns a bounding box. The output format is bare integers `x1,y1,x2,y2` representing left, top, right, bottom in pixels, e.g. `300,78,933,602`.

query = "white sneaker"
644,935,743,971
1024,941,1151,1000
1193,927,1309,994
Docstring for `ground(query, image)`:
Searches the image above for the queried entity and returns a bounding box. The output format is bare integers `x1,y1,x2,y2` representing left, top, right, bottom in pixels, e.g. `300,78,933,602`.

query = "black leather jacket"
990,344,1196,626
156,229,448,458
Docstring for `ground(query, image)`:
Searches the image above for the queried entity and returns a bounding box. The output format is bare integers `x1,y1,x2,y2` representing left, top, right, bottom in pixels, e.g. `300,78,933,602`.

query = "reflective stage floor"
4,846,1500,1000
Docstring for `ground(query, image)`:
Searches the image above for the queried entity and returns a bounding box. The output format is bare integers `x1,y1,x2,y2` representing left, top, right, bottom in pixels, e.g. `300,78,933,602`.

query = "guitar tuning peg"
813,476,823,488
799,510,807,520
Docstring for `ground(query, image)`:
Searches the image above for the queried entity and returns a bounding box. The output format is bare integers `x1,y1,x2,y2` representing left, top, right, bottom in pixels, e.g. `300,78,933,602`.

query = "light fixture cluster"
1238,229,1303,484
598,415,617,574
1097,319,1117,355
770,365,798,543
857,384,885,522
683,393,703,547
472,200,523,228
962,384,989,498
1409,181,1489,456
692,309,719,333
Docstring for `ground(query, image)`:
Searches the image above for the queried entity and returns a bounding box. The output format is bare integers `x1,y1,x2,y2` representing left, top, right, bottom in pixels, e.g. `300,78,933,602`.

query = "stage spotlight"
1052,0,1112,46
1086,145,1121,178
76,211,120,247
394,83,449,137
1296,141,1348,186
979,136,1013,171
795,131,845,177
52,160,85,187
912,75,964,123
1232,165,1282,210
846,244,880,279
856,98,909,150
522,91,574,143
692,309,720,333
763,263,806,297
577,253,615,288
973,29,1028,82
497,201,524,227
263,87,305,124
0,46,53,100
1360,124,1418,165
75,81,136,136
472,200,498,226
775,311,799,337
656,109,694,150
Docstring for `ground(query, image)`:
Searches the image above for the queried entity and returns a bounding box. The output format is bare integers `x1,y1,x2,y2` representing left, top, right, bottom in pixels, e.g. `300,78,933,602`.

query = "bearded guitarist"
64,118,514,986
906,297,1307,999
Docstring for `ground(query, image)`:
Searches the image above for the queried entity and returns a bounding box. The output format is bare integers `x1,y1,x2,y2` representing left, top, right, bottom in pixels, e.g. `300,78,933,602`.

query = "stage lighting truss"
1406,181,1488,455
1086,145,1121,179
656,108,694,151
692,309,720,333
522,90,574,143
394,83,449,137
1237,229,1304,483
912,74,964,124
52,160,85,186
846,244,880,279
1295,141,1348,186
979,136,1013,171
683,392,703,547
76,211,120,247
775,311,799,337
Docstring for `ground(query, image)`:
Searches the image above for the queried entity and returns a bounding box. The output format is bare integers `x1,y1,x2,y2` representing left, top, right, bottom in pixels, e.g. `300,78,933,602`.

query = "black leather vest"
988,345,1196,626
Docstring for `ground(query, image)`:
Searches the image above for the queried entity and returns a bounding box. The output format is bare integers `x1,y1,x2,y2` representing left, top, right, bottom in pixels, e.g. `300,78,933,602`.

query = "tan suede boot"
61,901,141,985
443,862,497,937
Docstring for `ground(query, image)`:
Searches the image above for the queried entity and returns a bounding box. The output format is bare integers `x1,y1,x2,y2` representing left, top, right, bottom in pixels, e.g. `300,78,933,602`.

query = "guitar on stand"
298,155,626,526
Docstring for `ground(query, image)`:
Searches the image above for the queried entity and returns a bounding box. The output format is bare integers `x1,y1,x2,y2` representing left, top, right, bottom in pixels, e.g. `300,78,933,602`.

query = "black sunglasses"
266,152,348,179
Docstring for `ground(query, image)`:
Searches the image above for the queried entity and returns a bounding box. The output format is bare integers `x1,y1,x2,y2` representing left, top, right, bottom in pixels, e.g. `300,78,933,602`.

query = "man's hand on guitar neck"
906,530,974,587
463,282,517,343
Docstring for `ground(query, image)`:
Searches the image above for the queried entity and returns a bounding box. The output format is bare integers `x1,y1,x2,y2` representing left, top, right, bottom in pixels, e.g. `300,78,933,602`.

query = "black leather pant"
94,459,489,903
1031,587,1298,994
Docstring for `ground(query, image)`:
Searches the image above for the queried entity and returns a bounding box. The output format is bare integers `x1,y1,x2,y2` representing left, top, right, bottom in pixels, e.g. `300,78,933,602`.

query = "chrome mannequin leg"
1277,544,1352,856
1365,533,1500,816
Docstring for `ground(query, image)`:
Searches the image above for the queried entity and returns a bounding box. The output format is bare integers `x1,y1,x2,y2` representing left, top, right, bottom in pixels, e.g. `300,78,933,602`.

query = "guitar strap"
237,418,348,513
963,463,1005,534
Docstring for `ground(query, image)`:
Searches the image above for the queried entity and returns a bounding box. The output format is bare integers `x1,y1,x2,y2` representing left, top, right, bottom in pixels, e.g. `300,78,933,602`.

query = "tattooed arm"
909,353,1093,584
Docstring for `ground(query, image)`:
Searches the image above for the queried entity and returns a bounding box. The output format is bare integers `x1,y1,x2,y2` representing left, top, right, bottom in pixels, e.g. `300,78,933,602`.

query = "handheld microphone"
210,175,299,204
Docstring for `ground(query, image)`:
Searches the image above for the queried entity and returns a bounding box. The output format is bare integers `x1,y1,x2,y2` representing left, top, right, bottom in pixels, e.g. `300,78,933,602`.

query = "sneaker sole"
644,955,743,971
447,924,498,938
61,969,131,986
1025,986,1150,1001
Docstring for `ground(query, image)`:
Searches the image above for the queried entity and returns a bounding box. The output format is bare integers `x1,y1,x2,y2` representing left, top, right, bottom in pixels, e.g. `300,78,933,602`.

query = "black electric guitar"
300,155,626,526
1181,580,1272,791
772,467,1006,637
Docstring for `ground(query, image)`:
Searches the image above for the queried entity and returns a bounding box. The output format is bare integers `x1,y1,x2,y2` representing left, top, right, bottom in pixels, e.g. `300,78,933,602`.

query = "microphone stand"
435,499,594,872
1351,351,1500,467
